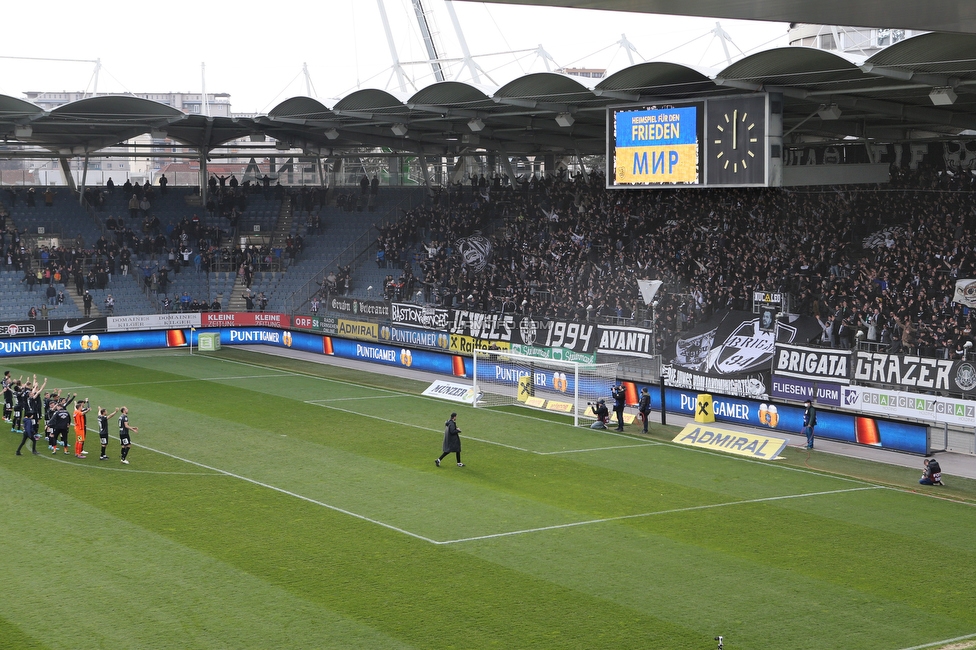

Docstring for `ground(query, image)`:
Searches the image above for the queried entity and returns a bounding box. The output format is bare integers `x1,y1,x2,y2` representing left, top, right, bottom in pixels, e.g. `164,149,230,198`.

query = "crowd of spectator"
372,165,976,360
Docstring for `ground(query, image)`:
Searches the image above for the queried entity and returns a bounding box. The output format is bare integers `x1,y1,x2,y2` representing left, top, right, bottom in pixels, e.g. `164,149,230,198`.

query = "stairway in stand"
226,274,249,312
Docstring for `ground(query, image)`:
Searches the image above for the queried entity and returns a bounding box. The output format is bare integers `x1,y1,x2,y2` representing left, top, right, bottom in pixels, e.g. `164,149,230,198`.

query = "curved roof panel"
269,97,336,121
407,81,494,109
333,89,410,114
49,95,183,121
0,94,44,118
866,32,976,76
720,47,864,88
495,72,593,99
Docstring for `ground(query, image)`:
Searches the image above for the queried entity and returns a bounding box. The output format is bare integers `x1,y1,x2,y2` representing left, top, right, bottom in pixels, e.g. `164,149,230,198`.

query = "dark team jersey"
99,414,110,438
25,394,40,417
119,413,129,435
48,409,71,431
12,388,23,410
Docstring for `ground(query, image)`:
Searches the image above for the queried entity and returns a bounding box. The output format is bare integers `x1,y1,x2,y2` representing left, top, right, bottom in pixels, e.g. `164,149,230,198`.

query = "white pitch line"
136,442,440,545
308,395,413,403
39,454,224,476
896,632,976,650
537,442,662,455
435,486,883,545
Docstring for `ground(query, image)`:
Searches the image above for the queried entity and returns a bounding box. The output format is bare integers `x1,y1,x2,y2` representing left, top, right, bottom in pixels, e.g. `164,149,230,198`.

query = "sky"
0,0,789,114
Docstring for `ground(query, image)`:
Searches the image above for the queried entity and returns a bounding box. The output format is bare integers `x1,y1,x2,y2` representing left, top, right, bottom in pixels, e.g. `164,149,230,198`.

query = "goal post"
472,349,618,426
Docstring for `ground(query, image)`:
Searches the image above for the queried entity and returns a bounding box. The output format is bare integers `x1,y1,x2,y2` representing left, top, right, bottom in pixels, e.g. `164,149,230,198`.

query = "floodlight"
555,112,575,127
817,104,842,120
929,87,957,105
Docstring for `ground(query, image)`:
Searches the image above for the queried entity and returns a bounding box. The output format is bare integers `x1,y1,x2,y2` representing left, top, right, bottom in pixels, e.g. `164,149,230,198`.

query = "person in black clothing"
118,406,138,464
638,387,651,434
10,379,24,433
83,291,93,317
97,406,118,460
611,383,626,431
802,399,817,449
3,370,14,422
48,394,75,455
436,412,463,467
15,377,45,456
590,399,609,429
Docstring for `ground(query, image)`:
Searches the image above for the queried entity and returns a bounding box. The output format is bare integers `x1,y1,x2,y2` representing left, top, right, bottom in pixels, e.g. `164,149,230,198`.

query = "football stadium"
3,2,976,649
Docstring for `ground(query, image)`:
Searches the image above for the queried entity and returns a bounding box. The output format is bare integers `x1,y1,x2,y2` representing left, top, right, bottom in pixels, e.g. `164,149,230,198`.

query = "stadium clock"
705,95,768,186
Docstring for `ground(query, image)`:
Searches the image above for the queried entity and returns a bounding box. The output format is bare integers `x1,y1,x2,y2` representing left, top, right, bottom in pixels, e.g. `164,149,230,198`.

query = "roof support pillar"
418,153,434,196
497,147,518,186
59,157,77,194
79,154,89,205
199,151,208,203
575,149,586,176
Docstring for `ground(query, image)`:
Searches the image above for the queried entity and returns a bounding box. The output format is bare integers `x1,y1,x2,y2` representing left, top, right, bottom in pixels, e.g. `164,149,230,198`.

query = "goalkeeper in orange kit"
73,399,91,458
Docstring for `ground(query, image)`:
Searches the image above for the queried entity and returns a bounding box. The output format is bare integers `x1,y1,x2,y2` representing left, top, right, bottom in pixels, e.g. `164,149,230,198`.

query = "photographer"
638,387,651,434
611,383,626,431
589,399,609,430
919,458,944,486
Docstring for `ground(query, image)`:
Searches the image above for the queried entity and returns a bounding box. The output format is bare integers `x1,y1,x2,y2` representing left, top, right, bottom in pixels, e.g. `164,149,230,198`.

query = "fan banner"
448,310,597,353
772,343,852,384
953,279,976,307
852,350,976,396
671,310,821,376
391,302,449,329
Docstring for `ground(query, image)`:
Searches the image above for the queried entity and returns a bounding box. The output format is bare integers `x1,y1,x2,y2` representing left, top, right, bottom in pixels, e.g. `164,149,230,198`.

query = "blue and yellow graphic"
614,106,700,184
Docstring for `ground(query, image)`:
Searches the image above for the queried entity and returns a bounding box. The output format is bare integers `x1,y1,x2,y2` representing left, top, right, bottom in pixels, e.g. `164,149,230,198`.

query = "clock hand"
732,109,737,150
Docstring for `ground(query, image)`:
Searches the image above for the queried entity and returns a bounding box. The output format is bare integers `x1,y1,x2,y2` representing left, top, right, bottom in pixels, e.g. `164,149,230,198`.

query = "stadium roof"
469,0,976,36
1,33,975,159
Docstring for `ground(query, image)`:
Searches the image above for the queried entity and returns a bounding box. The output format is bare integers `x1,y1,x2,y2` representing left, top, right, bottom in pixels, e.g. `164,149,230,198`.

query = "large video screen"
610,103,703,186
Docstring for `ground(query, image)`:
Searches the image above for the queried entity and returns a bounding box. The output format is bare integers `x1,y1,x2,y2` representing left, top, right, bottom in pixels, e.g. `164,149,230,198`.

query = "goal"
472,349,619,426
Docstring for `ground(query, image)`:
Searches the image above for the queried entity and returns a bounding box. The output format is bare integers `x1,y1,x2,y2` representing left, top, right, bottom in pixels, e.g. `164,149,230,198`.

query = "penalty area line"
135,442,440,545
437,485,883,545
896,632,976,650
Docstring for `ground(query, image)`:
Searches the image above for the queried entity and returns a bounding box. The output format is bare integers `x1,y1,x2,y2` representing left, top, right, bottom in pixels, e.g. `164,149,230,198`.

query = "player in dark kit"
98,406,118,460
47,398,73,455
2,370,13,422
10,380,24,433
15,376,45,456
118,407,138,464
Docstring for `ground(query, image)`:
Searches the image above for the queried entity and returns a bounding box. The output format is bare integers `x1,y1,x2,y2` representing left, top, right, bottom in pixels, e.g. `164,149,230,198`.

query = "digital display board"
608,94,769,189
612,105,702,185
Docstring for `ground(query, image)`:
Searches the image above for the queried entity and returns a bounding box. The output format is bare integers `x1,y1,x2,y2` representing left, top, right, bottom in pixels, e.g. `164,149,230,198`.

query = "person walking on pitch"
436,412,464,467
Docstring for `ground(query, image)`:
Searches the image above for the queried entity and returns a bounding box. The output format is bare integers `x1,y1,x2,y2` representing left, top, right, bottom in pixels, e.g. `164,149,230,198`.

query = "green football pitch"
2,348,976,650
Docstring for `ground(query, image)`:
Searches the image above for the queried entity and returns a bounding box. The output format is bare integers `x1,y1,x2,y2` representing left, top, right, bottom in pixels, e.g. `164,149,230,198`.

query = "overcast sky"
0,0,789,114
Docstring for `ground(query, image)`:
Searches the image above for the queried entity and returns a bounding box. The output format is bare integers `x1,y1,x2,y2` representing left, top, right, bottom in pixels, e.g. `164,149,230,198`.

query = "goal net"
472,349,619,426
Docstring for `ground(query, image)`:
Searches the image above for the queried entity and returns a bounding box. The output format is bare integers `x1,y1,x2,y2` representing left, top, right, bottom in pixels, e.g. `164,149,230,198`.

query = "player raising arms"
97,406,118,460
118,407,138,464
15,376,45,456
